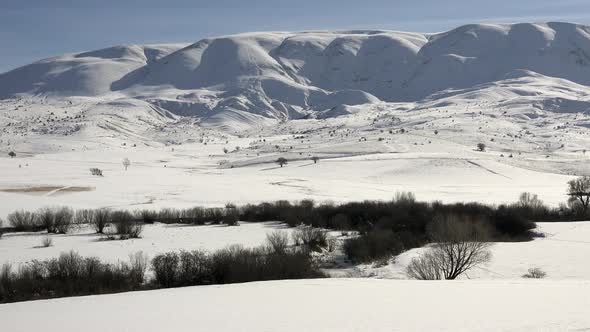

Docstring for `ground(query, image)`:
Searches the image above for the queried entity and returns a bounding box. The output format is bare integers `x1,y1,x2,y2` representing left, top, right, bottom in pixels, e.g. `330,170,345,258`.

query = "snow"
0,222,294,267
353,222,590,280
1,278,589,332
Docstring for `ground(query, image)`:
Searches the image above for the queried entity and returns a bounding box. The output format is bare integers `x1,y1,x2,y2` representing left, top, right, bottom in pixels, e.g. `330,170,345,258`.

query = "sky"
2,0,590,73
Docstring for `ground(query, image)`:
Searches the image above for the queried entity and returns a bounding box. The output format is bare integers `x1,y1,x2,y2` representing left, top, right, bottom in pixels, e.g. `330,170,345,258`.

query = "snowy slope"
1,278,589,332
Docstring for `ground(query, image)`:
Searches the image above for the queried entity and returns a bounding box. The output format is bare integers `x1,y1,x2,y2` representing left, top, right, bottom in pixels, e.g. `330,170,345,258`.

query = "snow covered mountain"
3,22,590,124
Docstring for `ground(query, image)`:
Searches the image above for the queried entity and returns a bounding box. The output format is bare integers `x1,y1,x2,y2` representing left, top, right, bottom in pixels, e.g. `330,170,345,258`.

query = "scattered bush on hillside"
89,168,103,176
522,267,546,279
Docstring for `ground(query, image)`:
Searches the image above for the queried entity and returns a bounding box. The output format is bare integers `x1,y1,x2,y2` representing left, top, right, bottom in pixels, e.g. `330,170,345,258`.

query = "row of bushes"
3,208,145,239
0,251,148,303
0,232,324,303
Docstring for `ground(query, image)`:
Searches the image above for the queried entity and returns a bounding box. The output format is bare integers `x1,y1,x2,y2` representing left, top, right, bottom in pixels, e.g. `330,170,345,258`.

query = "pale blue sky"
2,0,590,73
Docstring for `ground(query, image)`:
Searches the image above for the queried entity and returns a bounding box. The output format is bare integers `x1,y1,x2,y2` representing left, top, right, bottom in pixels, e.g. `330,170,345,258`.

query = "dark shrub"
75,209,94,225
0,251,145,303
292,226,327,251
89,168,103,176
152,252,179,287
92,208,111,234
111,211,143,239
343,230,407,263
36,208,55,232
224,204,239,226
157,208,181,224
7,210,39,231
177,250,210,286
53,207,74,233
266,231,290,254
135,209,157,224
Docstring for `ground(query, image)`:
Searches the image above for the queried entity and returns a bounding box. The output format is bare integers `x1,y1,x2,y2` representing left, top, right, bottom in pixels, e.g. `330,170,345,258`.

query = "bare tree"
311,156,320,164
123,158,131,171
276,157,288,167
567,176,590,214
407,215,492,280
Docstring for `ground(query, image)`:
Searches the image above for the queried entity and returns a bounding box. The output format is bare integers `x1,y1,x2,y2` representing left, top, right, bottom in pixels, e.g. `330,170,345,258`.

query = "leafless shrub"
75,209,94,225
292,226,327,251
7,210,39,231
111,211,143,239
407,214,492,280
92,208,111,234
266,231,290,254
36,207,55,232
522,267,546,279
127,252,149,284
89,168,103,176
41,236,53,248
53,207,74,233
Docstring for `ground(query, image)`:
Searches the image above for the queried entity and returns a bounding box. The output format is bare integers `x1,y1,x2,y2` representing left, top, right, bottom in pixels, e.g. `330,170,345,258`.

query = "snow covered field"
1,278,589,332
0,222,294,267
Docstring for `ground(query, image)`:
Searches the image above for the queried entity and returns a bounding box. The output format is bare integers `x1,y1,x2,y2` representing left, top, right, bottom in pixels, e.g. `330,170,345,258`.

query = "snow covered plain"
2,22,590,331
1,279,589,332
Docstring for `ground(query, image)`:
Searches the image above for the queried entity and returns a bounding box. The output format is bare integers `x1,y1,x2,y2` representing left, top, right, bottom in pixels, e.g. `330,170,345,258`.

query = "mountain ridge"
2,22,590,123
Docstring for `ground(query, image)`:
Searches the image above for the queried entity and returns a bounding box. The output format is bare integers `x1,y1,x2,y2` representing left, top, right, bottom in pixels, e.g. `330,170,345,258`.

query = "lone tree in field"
311,156,320,164
8,151,16,158
476,143,486,152
567,175,590,214
407,214,492,280
123,158,131,171
276,157,288,168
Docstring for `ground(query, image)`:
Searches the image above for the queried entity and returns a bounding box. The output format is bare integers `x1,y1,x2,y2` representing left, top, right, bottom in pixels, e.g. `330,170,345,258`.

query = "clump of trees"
152,236,324,288
406,215,492,280
0,251,148,303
